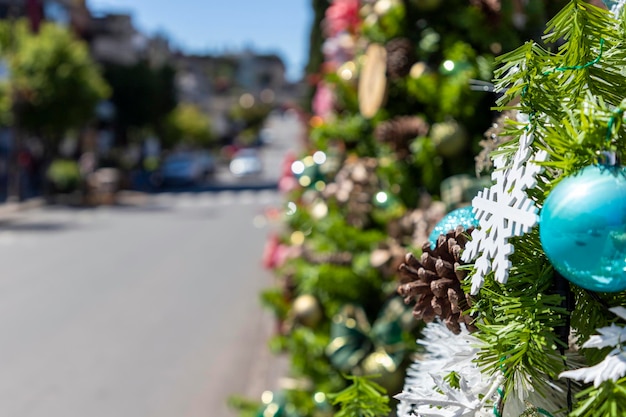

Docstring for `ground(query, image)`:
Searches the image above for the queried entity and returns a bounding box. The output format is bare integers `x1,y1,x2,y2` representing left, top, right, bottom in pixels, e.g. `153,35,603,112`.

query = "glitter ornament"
540,164,626,292
428,206,479,248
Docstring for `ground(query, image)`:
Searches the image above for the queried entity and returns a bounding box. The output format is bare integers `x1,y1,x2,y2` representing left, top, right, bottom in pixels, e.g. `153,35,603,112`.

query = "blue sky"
87,1,313,81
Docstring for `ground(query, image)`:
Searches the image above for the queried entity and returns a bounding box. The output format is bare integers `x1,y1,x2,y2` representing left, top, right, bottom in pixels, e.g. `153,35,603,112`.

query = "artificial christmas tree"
235,1,574,416
396,1,626,416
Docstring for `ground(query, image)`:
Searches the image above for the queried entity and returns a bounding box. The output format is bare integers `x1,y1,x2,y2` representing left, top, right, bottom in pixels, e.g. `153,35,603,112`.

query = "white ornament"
396,373,503,417
461,116,547,294
610,0,626,17
396,322,500,417
397,322,567,417
560,353,626,388
560,307,626,388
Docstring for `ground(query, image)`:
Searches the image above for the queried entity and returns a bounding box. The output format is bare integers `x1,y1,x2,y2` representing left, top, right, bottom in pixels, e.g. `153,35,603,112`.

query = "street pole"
6,3,21,202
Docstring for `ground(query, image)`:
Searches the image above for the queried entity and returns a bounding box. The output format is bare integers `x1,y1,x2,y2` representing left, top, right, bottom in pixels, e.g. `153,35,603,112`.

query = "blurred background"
0,1,593,417
0,1,308,416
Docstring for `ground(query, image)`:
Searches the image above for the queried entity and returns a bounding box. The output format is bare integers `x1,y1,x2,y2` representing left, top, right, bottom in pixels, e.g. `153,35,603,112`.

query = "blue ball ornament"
428,206,479,248
540,164,626,292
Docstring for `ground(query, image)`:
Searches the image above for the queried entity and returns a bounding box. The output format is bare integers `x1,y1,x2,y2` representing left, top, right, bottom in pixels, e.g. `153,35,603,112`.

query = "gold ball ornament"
292,294,323,328
360,350,406,393
358,43,388,119
430,119,468,157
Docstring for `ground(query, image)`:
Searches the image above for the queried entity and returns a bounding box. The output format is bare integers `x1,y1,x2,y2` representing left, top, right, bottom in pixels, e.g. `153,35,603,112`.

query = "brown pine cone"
374,116,429,159
397,226,477,334
386,38,415,79
389,195,446,247
323,157,380,228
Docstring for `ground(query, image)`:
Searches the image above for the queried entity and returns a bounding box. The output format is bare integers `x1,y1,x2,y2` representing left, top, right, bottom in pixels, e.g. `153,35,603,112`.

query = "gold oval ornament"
358,43,388,118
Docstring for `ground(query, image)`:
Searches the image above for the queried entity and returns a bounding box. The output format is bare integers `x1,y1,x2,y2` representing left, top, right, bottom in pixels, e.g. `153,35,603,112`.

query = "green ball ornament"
540,164,626,292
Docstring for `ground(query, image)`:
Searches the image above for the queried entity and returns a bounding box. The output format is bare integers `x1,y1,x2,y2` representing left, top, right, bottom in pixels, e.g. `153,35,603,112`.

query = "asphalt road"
0,108,304,417
0,190,288,417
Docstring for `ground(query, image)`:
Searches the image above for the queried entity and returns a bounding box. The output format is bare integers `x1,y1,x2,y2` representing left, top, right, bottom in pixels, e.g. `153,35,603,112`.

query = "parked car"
229,148,263,177
157,151,216,186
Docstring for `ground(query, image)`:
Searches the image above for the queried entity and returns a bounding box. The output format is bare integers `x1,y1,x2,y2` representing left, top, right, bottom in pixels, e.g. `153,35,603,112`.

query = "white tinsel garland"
396,322,569,417
395,322,500,417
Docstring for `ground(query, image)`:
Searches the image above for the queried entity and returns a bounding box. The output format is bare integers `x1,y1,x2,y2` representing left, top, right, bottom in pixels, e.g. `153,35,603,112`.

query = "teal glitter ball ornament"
428,206,479,248
540,164,626,292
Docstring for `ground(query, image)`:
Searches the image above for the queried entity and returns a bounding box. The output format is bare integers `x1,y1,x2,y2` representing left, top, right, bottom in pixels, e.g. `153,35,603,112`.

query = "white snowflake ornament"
560,353,626,388
461,115,547,294
560,307,626,387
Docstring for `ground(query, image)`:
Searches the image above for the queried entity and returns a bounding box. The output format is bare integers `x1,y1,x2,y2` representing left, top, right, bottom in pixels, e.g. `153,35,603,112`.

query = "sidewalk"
0,191,152,222
0,197,46,222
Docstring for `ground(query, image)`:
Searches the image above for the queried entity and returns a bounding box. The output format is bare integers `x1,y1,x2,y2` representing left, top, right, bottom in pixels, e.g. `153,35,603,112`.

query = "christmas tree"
396,1,626,416
240,1,574,417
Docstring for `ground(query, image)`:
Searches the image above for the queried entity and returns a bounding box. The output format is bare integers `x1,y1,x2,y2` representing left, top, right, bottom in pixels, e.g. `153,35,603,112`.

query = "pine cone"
397,226,477,334
387,194,446,247
323,157,380,228
371,240,408,279
374,116,429,159
386,38,415,79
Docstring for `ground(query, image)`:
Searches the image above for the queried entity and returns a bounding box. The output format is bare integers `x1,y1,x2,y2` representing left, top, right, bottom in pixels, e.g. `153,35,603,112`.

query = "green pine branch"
469,232,568,401
330,375,391,417
570,377,626,417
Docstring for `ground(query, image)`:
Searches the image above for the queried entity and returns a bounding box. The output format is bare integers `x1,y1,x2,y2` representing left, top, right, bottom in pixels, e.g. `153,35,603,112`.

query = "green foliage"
360,1,406,43
229,102,271,132
470,231,568,400
570,287,626,360
283,326,344,391
444,371,461,389
227,395,261,417
1,20,109,139
310,114,371,151
103,61,176,138
474,1,626,413
330,375,391,417
249,2,577,417
260,287,292,322
409,135,444,193
46,159,81,193
570,377,626,417
163,103,215,148
0,82,11,127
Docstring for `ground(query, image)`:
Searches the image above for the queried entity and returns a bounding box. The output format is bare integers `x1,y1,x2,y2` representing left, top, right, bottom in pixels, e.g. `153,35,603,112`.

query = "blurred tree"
0,20,109,147
102,61,177,145
303,0,331,110
162,103,215,149
228,101,272,146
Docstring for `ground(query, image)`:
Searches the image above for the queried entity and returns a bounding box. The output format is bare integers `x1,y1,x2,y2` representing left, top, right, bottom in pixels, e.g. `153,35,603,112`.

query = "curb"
0,197,46,220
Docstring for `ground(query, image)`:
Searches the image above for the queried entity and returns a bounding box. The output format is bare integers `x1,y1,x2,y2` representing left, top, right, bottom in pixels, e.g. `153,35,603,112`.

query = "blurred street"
0,110,303,417
0,189,285,417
